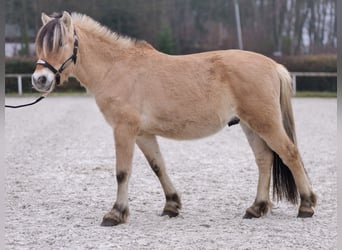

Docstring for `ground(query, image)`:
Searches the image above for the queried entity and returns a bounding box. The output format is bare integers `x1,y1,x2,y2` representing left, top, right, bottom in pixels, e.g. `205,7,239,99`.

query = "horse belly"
142,107,233,140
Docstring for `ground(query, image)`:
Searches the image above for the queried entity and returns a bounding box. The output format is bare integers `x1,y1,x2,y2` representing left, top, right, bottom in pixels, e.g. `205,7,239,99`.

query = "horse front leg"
101,125,136,226
136,134,182,217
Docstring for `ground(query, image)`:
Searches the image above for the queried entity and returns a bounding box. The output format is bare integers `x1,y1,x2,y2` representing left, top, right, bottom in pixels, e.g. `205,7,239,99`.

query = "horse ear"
61,11,72,28
41,12,52,25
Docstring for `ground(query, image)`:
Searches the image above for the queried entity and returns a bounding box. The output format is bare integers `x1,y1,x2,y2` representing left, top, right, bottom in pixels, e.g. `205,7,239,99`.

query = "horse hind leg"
273,138,317,217
240,123,274,218
246,117,316,218
136,134,181,217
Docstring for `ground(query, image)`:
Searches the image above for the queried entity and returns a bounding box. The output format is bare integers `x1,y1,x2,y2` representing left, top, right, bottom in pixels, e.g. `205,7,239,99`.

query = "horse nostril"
38,76,47,85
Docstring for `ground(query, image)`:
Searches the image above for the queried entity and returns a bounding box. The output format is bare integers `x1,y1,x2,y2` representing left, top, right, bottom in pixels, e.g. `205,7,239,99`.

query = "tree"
157,25,177,54
5,0,337,57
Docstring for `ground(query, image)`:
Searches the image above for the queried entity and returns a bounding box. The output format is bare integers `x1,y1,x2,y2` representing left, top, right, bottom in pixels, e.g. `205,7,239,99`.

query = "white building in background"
5,24,36,57
5,43,36,57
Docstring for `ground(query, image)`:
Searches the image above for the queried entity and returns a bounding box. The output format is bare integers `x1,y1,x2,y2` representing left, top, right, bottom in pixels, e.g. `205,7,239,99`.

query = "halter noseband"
36,30,78,86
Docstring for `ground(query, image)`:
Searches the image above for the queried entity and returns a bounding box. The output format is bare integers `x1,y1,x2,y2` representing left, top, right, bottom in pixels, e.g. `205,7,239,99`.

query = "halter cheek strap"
36,30,78,86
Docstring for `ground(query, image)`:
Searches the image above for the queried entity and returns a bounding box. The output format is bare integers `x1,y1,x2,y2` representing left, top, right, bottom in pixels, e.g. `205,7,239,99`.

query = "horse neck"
72,24,135,94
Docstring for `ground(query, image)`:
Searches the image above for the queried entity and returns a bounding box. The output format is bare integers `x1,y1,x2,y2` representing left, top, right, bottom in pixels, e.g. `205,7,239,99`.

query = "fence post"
17,75,23,96
291,74,296,96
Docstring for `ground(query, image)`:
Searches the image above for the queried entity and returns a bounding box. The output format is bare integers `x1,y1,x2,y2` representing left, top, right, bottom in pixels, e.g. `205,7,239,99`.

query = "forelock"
36,16,66,56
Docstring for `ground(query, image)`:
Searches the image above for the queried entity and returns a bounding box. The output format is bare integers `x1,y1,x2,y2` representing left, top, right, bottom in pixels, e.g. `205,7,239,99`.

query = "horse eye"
59,40,63,47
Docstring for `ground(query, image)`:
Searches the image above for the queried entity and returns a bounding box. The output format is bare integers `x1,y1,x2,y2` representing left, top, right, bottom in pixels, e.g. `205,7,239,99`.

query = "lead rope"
5,91,52,109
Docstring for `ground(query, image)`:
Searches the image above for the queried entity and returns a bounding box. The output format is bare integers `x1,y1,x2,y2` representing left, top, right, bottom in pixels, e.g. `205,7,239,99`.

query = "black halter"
36,30,78,86
5,30,78,109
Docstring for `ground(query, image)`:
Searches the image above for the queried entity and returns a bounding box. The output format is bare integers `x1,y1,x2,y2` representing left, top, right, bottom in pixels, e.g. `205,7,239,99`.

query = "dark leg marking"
228,117,240,127
113,203,129,218
116,171,127,184
148,159,161,177
166,193,181,204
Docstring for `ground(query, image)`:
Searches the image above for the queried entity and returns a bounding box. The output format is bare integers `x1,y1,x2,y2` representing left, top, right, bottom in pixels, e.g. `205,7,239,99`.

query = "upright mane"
71,13,137,49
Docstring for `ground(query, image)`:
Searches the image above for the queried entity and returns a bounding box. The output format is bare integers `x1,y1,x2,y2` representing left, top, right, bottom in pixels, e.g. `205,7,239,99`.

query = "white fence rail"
5,74,32,95
5,72,337,95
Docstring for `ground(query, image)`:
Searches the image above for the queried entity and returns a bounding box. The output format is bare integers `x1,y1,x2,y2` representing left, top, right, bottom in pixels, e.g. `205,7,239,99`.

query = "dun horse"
32,12,316,226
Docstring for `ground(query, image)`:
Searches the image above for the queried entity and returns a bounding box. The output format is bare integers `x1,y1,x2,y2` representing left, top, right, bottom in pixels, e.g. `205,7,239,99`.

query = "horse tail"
272,64,299,204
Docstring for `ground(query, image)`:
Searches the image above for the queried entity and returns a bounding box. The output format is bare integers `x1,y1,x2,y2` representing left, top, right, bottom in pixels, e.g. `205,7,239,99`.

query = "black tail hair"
272,152,299,204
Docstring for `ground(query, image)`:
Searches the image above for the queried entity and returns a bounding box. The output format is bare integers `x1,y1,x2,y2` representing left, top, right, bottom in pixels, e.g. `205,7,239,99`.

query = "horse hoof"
161,209,179,218
100,204,129,226
297,210,314,218
162,193,181,218
101,217,121,226
297,192,316,218
243,204,266,219
243,211,259,219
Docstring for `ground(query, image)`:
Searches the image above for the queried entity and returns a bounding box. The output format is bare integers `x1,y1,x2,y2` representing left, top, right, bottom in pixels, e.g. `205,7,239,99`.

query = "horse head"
32,11,78,92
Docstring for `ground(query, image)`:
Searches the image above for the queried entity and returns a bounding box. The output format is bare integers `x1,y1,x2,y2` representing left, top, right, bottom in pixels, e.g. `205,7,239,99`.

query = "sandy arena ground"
5,96,336,249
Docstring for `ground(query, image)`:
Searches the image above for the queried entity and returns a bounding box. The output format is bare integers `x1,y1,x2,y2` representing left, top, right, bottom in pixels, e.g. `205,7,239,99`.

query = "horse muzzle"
32,69,55,93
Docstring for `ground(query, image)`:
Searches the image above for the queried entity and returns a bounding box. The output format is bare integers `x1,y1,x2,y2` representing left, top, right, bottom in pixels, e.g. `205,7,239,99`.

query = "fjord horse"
32,11,316,226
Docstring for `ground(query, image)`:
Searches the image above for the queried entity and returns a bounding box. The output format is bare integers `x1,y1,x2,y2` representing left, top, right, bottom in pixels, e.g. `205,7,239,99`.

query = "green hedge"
273,54,336,72
5,57,36,74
